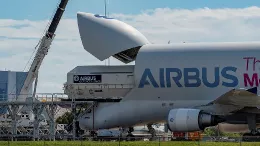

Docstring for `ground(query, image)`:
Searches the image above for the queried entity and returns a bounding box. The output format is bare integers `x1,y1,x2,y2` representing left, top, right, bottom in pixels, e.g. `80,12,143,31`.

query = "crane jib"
47,0,69,35
17,0,69,98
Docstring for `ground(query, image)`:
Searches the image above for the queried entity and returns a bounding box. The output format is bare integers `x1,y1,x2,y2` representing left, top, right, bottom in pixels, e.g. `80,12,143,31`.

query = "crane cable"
23,1,60,72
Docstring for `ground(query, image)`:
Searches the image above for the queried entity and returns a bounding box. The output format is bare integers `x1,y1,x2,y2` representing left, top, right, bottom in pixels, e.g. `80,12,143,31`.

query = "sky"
1,0,260,93
2,0,260,20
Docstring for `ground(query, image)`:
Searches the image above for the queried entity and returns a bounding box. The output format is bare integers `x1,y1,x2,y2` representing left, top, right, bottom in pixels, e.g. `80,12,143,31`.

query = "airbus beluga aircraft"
74,12,260,140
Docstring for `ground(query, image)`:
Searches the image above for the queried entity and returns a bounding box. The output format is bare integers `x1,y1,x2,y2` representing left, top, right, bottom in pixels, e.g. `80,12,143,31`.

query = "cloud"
112,6,260,43
1,6,260,93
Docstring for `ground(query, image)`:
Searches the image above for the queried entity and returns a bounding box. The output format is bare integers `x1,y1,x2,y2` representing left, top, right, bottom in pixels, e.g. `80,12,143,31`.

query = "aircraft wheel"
242,132,260,142
242,133,250,142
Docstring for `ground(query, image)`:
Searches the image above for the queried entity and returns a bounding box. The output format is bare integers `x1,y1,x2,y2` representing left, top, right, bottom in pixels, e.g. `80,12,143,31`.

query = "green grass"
0,141,260,146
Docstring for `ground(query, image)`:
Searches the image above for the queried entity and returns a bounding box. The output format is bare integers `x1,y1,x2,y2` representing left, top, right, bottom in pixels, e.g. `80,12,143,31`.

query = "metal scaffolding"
0,93,94,141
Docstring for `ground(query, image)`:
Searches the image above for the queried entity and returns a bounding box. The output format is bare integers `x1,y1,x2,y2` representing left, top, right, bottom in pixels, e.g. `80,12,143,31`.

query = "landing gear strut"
147,124,156,141
125,127,135,141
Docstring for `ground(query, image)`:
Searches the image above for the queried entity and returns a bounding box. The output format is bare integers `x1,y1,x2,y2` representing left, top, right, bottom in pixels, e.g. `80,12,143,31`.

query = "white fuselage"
79,42,260,130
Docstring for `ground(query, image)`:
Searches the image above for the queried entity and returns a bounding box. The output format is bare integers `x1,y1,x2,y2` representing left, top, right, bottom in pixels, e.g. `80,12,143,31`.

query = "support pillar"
46,104,57,141
7,105,19,141
72,98,76,140
32,104,44,141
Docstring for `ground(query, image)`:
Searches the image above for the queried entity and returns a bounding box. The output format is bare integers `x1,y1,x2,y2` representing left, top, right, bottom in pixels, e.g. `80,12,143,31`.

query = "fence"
0,136,259,146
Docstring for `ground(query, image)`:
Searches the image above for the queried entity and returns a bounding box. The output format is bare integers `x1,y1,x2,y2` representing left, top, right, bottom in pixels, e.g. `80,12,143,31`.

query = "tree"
56,104,89,125
204,127,219,136
56,112,73,124
56,110,87,136
204,126,242,137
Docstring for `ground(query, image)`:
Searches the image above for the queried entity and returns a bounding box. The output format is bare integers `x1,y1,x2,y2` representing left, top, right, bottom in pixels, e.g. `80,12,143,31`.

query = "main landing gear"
125,127,135,141
242,114,260,142
242,132,260,142
147,124,156,141
123,124,157,141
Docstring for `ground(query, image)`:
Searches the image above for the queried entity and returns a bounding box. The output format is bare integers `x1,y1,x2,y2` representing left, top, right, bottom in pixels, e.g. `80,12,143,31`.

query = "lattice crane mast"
17,0,69,101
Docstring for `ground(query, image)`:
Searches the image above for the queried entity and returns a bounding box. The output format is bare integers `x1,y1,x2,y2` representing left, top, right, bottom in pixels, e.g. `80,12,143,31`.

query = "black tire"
242,133,250,142
242,133,260,142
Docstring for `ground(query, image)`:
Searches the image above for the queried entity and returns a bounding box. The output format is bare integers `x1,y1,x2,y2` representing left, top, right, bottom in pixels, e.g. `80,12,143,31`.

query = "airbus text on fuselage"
138,57,260,88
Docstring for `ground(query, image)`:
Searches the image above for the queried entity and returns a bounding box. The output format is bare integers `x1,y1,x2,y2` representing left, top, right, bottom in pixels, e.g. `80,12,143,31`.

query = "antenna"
104,0,110,66
104,0,107,16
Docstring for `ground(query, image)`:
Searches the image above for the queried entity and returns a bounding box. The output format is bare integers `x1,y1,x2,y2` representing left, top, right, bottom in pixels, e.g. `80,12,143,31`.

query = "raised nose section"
77,12,150,63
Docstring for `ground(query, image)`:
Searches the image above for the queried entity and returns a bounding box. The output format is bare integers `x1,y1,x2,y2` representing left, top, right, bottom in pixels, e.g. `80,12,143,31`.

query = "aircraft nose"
78,114,93,130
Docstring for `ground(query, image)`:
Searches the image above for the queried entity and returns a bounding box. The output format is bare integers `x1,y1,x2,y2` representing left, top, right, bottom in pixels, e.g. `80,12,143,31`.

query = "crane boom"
17,0,69,101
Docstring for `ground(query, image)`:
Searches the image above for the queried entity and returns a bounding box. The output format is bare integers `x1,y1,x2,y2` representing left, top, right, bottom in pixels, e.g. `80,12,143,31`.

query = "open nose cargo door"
77,12,150,64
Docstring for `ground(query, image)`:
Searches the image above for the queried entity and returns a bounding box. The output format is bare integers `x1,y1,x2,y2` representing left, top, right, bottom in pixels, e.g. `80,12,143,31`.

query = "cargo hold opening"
112,46,141,64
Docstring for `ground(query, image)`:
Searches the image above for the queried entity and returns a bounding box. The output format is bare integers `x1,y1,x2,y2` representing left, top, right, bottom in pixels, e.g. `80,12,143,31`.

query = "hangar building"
0,71,32,113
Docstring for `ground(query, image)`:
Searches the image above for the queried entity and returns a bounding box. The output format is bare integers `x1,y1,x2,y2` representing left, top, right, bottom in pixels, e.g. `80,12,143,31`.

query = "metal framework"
0,93,102,141
3,0,70,140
